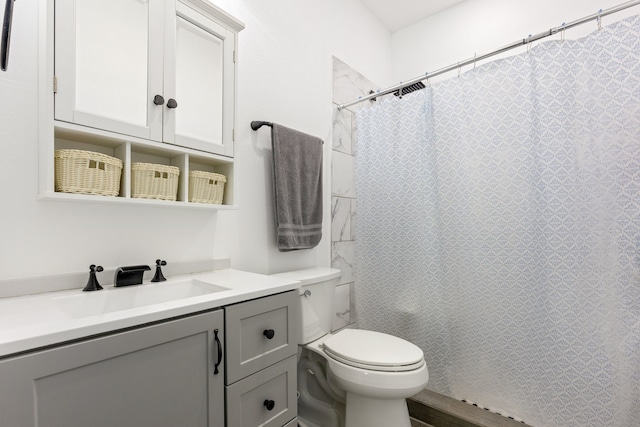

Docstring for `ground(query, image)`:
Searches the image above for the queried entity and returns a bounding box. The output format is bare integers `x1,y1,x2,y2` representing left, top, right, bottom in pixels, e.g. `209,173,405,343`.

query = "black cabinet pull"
153,95,165,105
264,399,275,411
167,98,178,109
263,329,275,339
213,329,222,375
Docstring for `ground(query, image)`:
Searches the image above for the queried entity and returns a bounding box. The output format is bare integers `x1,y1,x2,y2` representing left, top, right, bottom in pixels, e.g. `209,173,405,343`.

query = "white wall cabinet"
39,0,243,209
54,0,241,157
0,309,225,427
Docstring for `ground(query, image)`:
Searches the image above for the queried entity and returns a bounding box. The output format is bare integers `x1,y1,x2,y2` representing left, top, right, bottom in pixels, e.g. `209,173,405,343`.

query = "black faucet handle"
151,259,167,282
83,264,104,291
89,264,104,273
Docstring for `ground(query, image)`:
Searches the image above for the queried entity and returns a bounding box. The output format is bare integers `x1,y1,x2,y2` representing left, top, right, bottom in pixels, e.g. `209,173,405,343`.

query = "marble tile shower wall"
331,57,384,331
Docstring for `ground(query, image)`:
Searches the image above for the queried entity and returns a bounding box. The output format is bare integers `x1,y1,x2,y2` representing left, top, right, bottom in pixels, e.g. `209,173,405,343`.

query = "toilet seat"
323,329,425,372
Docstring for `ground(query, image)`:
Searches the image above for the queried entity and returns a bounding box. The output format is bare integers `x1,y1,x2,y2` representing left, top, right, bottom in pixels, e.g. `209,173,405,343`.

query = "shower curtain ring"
597,9,603,31
561,22,566,41
457,62,461,78
474,52,477,69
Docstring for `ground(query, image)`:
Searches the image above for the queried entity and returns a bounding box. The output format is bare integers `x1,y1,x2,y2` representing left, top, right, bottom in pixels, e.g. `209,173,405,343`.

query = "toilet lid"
323,329,424,372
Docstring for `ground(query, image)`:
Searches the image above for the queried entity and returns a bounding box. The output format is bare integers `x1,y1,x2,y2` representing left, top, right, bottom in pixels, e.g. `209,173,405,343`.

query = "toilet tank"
272,268,341,344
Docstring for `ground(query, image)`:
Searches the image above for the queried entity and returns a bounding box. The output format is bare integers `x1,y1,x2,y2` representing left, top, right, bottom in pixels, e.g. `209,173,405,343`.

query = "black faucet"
83,265,103,291
151,259,167,282
114,265,151,287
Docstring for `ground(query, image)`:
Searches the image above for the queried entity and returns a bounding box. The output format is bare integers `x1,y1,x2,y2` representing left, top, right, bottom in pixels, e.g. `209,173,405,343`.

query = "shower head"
394,81,426,97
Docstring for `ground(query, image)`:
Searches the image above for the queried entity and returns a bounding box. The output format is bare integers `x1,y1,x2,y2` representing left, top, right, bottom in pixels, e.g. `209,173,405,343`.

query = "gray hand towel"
271,124,323,251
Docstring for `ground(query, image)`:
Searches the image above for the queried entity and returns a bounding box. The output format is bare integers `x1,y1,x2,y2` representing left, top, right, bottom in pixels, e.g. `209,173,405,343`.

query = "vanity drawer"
226,355,297,427
225,291,298,383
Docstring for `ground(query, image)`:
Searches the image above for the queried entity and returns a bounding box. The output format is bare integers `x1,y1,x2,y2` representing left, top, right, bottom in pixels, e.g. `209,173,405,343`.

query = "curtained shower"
354,15,640,427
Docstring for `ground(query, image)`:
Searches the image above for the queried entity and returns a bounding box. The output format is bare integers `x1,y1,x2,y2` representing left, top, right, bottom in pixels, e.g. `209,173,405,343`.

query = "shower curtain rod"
338,0,640,110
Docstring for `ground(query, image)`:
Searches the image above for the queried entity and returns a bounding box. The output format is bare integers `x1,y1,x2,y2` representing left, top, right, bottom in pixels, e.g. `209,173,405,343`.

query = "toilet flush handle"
302,289,311,297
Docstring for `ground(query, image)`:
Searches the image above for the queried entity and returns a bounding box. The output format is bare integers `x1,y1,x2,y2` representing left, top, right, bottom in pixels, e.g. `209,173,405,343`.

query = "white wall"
0,0,391,285
392,0,639,83
211,0,392,274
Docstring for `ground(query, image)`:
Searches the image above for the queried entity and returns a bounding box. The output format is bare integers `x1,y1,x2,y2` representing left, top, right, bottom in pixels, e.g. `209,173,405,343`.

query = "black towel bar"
251,121,273,131
251,121,324,144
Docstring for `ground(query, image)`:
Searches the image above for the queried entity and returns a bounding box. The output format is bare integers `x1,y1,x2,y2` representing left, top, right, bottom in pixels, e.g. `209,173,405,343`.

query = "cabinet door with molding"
54,0,165,141
163,1,237,157
0,309,225,427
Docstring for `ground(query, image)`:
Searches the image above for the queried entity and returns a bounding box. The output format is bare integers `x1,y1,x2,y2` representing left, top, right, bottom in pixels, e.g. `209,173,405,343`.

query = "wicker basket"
131,163,180,201
54,149,123,196
189,170,226,204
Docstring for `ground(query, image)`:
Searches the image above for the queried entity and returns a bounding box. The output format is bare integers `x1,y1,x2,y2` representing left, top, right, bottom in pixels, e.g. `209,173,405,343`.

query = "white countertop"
0,269,300,358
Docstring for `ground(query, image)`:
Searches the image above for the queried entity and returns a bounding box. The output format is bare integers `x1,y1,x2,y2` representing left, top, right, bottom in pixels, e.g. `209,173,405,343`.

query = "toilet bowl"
273,268,429,427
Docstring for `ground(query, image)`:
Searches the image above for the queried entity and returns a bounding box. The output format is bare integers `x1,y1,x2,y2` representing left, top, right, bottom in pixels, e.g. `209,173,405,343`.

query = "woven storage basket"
54,149,123,196
131,163,180,201
189,170,226,204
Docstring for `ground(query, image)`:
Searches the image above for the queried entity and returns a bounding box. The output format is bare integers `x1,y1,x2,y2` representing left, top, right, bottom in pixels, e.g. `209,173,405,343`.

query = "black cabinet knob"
167,98,178,109
153,95,165,105
264,399,275,411
263,329,275,339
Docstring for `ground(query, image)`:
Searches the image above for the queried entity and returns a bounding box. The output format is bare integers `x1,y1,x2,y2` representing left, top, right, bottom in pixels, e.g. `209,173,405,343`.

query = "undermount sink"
53,279,229,318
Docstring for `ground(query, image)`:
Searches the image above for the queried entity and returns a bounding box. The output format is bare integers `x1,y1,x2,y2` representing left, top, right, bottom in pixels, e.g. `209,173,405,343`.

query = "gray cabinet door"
0,309,225,427
225,291,298,384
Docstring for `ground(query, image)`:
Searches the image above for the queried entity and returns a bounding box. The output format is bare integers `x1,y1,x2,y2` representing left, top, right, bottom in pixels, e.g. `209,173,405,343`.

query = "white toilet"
273,267,429,427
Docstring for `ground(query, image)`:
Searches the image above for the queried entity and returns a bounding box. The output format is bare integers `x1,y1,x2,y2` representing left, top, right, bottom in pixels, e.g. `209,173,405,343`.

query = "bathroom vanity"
0,269,299,427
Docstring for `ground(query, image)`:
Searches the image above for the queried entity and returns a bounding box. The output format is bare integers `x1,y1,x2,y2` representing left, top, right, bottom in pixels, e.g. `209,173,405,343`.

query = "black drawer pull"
153,95,165,105
263,329,275,339
213,329,222,375
264,399,275,411
167,98,178,109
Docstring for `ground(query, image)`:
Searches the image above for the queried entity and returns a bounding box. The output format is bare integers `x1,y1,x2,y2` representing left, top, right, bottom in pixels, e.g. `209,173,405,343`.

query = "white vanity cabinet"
0,309,225,427
224,291,299,427
54,0,241,157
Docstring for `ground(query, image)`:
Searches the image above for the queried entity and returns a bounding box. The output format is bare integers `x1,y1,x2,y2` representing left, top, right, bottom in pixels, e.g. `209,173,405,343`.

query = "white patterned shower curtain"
355,16,640,427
